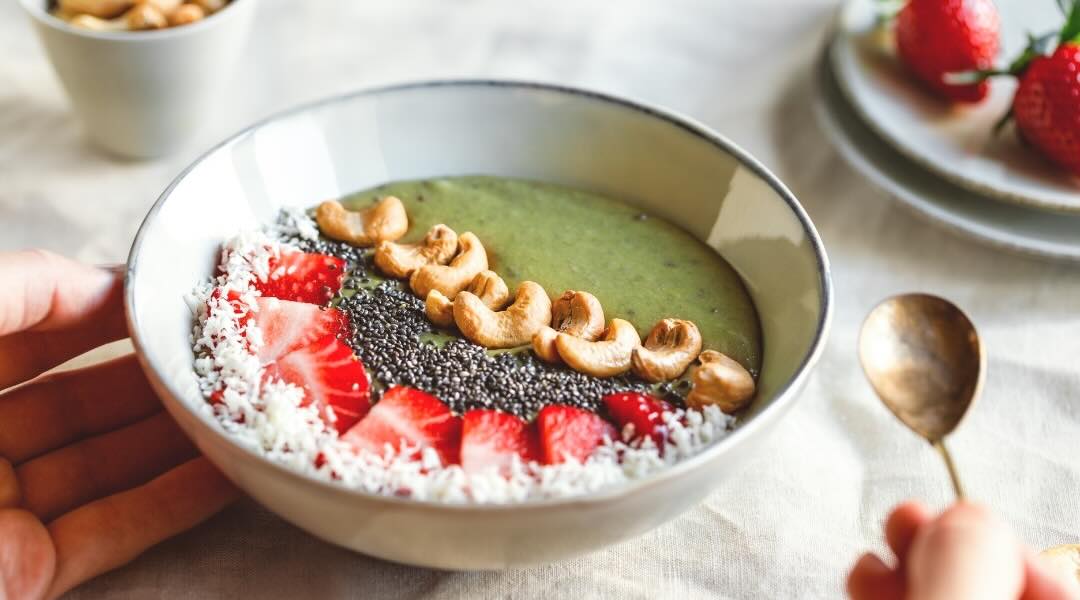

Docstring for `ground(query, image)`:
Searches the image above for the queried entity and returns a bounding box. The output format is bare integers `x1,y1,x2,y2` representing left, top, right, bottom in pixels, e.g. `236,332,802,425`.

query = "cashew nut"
67,13,128,30
532,290,605,363
142,0,183,14
192,0,226,12
409,232,488,299
425,270,509,328
374,224,458,278
555,319,641,378
454,281,552,349
315,197,408,247
685,350,756,413
630,319,703,382
59,0,133,19
125,2,168,29
168,3,205,26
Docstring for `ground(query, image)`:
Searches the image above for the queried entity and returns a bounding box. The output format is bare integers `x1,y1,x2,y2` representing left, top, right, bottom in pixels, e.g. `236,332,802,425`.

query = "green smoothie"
342,176,761,375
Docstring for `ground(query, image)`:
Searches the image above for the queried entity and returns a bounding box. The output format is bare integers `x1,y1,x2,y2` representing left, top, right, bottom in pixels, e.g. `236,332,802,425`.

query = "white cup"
18,0,255,159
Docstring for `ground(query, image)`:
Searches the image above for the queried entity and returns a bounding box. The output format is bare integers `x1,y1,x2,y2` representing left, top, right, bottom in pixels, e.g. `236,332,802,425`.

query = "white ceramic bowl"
18,0,255,159
125,81,833,569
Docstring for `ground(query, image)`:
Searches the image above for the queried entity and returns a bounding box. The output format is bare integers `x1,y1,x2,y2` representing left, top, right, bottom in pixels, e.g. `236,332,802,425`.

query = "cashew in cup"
425,270,509,328
374,224,459,278
167,3,205,25
555,318,641,378
58,0,133,18
454,281,552,349
532,290,605,364
191,0,225,13
316,197,409,247
141,0,182,13
68,13,128,30
685,350,755,413
409,232,489,299
125,2,167,29
630,318,703,382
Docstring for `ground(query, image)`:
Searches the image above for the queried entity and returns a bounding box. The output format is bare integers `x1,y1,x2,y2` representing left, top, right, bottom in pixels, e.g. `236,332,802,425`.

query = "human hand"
0,250,237,600
848,501,1079,600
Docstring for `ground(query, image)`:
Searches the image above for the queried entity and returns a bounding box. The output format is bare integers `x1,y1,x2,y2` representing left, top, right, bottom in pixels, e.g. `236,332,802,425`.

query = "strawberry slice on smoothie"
536,405,616,465
255,251,346,305
602,391,674,449
343,386,463,466
460,409,542,475
253,296,369,434
253,296,350,362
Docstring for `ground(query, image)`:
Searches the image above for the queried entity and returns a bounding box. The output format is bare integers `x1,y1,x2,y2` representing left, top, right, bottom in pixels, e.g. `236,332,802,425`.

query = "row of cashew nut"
315,197,756,414
55,0,225,31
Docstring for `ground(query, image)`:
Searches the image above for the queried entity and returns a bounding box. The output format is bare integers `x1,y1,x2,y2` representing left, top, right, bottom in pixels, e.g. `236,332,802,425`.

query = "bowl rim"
124,79,835,512
17,0,249,41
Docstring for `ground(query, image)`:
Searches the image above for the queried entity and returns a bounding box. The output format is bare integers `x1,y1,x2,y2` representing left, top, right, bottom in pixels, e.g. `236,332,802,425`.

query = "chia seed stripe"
290,230,683,418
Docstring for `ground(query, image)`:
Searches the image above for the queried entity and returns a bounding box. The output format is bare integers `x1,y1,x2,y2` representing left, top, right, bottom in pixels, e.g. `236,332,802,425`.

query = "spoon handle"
933,439,966,501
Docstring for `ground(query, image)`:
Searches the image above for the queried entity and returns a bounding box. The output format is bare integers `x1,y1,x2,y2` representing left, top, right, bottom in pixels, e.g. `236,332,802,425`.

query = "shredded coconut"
188,212,736,503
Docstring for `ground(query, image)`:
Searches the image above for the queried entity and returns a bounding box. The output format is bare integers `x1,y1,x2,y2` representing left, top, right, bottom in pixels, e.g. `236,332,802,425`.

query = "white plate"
816,48,1080,262
831,0,1080,212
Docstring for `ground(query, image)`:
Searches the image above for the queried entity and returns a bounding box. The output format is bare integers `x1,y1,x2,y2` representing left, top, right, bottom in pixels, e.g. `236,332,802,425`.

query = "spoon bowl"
858,293,985,497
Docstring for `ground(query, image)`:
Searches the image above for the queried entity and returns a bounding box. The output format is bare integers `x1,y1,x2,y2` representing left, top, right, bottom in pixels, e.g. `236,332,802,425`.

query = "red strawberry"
252,297,349,363
263,334,371,434
1013,43,1080,175
208,288,253,327
895,0,1000,103
602,392,674,449
255,251,346,305
536,405,616,465
342,386,462,465
460,410,541,475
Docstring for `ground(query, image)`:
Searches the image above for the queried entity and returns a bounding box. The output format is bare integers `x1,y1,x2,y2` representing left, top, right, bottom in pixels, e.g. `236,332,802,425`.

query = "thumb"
0,509,55,600
906,503,1025,600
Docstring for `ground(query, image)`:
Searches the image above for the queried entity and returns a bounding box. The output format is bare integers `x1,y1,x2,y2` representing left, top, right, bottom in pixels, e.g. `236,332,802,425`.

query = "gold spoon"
858,293,985,500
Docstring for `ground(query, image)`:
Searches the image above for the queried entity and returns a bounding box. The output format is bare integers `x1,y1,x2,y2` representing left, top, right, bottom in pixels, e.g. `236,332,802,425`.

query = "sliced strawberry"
254,251,346,305
208,287,254,328
602,392,674,449
342,386,462,466
460,410,541,476
536,405,616,465
253,297,349,363
263,335,371,434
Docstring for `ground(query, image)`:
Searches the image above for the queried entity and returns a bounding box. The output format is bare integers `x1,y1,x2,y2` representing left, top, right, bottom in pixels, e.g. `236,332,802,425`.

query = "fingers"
0,355,161,464
0,509,56,600
0,250,126,391
884,500,932,564
46,458,238,599
906,502,1025,600
16,412,198,522
0,458,17,509
847,553,905,600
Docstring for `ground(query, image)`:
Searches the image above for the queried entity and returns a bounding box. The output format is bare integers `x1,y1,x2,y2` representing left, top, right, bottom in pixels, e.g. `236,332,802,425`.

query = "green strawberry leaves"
1060,0,1080,44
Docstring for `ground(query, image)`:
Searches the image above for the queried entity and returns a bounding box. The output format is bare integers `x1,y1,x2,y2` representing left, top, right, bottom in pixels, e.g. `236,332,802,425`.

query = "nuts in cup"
52,0,229,30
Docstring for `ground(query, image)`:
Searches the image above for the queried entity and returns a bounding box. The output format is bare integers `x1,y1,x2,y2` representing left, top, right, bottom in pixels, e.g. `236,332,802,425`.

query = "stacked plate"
815,0,1080,261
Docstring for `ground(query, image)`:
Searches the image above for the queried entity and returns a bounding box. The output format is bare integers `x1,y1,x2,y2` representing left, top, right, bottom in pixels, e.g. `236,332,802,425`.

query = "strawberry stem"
1062,0,1080,43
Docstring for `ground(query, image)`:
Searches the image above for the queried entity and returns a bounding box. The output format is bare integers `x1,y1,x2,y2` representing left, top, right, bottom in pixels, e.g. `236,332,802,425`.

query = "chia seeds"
337,280,676,419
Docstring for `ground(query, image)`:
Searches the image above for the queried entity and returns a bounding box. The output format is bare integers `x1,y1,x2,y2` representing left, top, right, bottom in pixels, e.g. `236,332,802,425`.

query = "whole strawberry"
895,0,1001,103
1011,30,1080,175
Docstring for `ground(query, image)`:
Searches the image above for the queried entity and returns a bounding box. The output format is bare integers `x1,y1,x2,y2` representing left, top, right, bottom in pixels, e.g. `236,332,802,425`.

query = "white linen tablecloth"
2,0,1078,598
